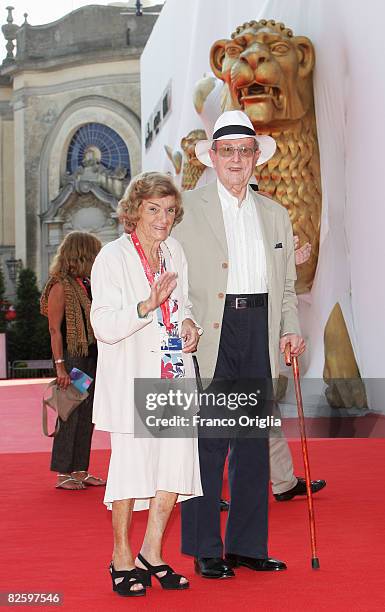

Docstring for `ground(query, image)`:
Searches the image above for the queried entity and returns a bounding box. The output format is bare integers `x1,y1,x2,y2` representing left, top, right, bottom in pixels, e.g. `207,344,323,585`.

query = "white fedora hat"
195,110,276,167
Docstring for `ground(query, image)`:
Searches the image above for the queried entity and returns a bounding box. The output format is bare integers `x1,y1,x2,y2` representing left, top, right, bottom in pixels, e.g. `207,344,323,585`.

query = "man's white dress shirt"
217,180,268,294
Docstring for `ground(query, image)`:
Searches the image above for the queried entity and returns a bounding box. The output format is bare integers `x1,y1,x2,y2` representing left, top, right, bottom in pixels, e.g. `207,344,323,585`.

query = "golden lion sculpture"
192,19,366,408
165,129,207,191
203,18,321,294
180,129,207,190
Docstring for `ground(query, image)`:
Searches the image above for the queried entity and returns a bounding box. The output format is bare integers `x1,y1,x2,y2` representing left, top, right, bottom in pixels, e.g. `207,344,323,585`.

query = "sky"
0,1,163,28
0,1,164,61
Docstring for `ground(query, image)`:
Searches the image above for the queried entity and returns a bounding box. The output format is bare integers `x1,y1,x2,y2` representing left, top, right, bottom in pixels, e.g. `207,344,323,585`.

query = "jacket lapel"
120,233,153,295
199,182,228,259
160,240,174,273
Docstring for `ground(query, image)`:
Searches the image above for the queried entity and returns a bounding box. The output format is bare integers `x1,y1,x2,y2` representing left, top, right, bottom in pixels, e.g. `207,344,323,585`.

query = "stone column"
13,96,27,265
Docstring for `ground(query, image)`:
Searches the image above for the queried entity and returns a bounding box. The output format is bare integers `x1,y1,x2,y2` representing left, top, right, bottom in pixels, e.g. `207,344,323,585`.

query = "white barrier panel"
0,333,7,379
141,0,385,410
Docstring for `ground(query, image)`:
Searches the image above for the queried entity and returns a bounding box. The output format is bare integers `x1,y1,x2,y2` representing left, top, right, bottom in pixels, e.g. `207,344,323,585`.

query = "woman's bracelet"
54,358,65,364
137,302,150,319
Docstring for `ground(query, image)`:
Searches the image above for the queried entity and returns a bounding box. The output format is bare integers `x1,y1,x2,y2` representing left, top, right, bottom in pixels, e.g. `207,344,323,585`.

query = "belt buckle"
235,297,248,309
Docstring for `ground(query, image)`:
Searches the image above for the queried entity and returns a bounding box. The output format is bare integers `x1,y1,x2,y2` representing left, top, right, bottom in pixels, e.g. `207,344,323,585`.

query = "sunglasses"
212,143,259,159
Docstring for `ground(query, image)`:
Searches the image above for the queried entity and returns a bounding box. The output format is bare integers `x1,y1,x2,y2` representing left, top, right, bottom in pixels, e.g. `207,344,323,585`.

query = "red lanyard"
131,231,172,332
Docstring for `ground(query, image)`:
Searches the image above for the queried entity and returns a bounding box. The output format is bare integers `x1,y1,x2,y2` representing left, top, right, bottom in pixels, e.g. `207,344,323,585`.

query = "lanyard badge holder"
131,232,184,378
161,335,183,352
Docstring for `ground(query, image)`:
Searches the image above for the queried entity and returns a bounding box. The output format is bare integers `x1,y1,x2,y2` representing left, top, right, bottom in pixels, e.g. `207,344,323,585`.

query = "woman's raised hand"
139,272,178,316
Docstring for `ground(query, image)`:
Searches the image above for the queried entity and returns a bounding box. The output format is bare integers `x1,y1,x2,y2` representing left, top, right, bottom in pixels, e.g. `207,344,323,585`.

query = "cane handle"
284,342,292,366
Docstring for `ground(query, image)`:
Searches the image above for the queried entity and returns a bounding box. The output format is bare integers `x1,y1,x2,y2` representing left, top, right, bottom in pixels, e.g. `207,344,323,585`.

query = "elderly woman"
40,231,105,490
90,172,202,597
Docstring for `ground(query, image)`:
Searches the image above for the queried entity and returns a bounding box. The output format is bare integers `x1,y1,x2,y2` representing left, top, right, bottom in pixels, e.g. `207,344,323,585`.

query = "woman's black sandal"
135,553,189,590
109,562,146,597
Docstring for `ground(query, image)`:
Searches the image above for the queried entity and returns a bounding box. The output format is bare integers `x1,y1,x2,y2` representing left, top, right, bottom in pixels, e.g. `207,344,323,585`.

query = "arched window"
66,123,131,177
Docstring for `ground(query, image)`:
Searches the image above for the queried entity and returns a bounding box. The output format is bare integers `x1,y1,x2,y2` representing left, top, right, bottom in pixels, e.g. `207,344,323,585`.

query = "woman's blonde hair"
49,231,102,278
117,171,183,232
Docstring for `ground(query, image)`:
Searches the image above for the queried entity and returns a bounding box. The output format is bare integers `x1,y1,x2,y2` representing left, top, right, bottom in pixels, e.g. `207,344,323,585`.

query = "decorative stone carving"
40,166,121,277
1,7,19,66
61,195,118,244
63,160,129,201
165,129,207,191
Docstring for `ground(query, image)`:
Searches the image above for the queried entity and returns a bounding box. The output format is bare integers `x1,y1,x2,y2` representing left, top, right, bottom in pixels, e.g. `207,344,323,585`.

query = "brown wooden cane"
284,343,320,569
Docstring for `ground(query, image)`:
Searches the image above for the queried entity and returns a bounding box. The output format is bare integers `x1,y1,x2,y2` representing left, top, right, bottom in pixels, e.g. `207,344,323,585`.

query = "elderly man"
173,110,306,579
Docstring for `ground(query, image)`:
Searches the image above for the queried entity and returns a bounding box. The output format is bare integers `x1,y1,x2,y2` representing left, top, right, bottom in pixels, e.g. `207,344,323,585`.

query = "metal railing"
9,360,54,379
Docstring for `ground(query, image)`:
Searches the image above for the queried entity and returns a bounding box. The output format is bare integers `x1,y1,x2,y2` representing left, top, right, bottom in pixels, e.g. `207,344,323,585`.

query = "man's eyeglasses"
212,143,259,159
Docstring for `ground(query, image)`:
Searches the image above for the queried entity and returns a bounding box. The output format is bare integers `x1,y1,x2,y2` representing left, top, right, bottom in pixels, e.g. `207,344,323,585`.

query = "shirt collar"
217,179,252,209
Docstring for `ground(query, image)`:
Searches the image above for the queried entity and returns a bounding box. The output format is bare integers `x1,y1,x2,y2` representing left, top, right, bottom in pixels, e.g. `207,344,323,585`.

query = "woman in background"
40,231,105,490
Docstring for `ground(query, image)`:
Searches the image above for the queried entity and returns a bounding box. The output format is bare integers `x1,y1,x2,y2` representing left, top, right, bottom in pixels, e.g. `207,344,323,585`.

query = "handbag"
42,379,89,437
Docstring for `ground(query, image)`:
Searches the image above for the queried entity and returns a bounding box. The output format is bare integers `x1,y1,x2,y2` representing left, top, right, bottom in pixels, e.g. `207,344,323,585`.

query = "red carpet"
1,381,384,610
0,379,110,453
1,441,385,611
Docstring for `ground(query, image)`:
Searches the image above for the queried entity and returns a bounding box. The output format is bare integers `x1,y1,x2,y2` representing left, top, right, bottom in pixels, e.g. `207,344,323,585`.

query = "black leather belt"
225,293,268,309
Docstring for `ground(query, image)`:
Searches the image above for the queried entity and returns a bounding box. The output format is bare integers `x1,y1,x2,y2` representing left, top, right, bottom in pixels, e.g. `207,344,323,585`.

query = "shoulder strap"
42,380,60,437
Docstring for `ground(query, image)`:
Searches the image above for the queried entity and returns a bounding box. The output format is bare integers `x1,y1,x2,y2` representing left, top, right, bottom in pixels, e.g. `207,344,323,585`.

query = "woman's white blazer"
90,233,198,434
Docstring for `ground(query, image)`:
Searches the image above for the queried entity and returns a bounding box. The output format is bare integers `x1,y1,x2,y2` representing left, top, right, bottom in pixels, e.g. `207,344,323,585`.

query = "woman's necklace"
149,248,163,274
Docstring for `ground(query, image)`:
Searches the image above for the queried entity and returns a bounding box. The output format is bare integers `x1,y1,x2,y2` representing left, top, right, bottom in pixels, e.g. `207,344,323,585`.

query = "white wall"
141,0,385,406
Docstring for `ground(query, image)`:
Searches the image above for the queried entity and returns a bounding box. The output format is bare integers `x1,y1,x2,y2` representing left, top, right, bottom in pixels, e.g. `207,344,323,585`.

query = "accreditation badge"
161,333,183,352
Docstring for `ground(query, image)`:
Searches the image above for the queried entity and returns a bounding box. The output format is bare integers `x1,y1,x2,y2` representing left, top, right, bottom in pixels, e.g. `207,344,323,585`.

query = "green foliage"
7,268,51,362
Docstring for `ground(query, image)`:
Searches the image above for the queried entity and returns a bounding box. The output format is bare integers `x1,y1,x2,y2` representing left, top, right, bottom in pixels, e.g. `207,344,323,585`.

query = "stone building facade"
0,3,161,292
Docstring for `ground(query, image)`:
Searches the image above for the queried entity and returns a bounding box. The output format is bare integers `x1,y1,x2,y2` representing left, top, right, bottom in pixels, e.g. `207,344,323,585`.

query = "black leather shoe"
194,557,235,579
220,499,230,512
274,477,326,501
225,554,287,571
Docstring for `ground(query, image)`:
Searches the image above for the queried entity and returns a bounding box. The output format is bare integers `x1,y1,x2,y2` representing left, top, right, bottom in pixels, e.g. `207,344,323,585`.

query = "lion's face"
181,130,207,168
210,24,314,127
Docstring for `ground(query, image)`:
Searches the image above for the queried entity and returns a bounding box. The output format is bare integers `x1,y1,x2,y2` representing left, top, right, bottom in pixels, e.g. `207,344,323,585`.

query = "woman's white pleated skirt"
104,433,203,511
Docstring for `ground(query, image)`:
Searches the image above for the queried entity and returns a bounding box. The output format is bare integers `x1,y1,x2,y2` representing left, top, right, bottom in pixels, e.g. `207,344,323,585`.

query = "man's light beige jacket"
172,181,300,383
